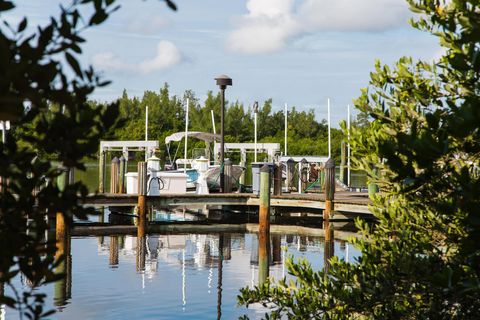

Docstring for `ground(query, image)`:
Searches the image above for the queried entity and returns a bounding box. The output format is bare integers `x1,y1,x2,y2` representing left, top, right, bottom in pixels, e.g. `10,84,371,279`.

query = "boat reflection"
48,224,356,318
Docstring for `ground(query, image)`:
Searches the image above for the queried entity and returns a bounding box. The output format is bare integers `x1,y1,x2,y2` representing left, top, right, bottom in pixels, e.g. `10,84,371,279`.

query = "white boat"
165,131,245,192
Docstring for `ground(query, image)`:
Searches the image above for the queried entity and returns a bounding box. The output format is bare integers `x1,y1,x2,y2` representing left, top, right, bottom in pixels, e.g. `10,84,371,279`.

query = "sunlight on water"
4,232,360,320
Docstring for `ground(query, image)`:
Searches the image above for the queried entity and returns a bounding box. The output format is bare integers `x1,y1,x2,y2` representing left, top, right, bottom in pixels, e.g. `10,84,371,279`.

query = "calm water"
4,231,360,320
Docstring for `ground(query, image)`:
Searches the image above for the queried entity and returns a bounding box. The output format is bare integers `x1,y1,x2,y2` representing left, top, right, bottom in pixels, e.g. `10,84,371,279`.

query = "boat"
164,131,245,192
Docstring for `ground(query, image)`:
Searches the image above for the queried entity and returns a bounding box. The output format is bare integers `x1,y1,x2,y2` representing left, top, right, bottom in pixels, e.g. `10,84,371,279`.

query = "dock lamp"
215,74,232,193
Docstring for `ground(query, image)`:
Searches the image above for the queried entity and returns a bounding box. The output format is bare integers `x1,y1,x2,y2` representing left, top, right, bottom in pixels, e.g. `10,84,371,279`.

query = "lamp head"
215,74,232,89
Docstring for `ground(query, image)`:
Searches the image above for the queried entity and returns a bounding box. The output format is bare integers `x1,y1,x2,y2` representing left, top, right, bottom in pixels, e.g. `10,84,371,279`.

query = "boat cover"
165,131,221,144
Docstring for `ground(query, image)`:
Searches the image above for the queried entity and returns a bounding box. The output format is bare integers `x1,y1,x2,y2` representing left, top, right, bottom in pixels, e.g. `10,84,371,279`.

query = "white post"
211,110,217,165
211,109,216,135
284,103,288,156
347,104,351,187
253,101,258,163
184,98,189,173
145,105,149,160
254,112,257,162
328,98,331,159
1,121,5,144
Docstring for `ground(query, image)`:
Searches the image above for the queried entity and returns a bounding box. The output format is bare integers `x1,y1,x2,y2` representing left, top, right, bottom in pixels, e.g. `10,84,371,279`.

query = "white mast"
211,109,216,135
145,105,148,160
328,98,331,159
347,104,351,187
184,98,189,173
253,101,258,162
284,103,288,156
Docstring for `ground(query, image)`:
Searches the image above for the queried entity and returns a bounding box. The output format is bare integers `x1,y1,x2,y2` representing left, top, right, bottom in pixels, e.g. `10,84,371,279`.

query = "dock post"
224,158,232,193
324,158,335,220
55,166,72,308
137,162,148,238
286,158,295,192
258,165,271,284
340,141,347,185
99,150,106,193
299,158,308,194
110,157,120,194
273,163,282,195
119,155,126,193
239,150,246,191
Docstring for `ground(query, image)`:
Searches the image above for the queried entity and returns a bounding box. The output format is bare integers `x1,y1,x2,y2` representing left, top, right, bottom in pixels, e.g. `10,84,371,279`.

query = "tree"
238,0,480,318
0,1,175,319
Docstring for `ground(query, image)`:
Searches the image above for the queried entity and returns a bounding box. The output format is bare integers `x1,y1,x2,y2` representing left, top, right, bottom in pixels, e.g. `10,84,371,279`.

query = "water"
4,231,360,319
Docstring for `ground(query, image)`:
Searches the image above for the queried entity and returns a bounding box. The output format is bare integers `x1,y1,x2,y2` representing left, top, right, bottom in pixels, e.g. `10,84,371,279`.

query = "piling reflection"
217,234,223,320
109,236,119,267
323,221,335,273
136,236,146,272
54,227,72,309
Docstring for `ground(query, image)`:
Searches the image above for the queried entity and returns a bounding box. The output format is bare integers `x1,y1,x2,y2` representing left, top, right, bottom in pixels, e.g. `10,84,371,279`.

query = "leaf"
18,17,27,32
164,0,177,11
0,1,14,12
65,51,83,78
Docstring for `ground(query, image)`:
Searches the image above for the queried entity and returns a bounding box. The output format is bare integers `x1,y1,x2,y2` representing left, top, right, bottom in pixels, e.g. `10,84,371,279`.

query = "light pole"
215,74,232,193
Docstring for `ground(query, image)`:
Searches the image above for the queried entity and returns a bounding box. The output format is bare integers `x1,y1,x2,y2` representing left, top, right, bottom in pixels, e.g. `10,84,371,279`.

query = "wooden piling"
137,162,148,238
300,158,308,194
110,157,120,194
55,167,72,307
224,158,232,193
323,158,335,220
273,163,282,196
99,150,106,193
119,155,126,194
285,158,295,192
258,165,270,284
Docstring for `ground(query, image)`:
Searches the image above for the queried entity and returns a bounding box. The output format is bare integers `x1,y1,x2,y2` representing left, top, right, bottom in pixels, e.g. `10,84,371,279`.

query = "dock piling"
273,163,282,195
324,158,335,220
137,162,148,237
300,158,308,194
99,150,106,193
224,158,232,193
119,155,126,194
258,165,271,284
110,157,120,194
285,158,295,192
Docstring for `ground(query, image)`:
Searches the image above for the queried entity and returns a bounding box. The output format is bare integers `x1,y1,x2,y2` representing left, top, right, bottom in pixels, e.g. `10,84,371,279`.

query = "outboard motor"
194,156,209,194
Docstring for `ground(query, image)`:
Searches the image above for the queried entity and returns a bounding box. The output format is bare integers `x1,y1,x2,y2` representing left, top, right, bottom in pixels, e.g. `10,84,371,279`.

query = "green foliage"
238,0,480,319
108,89,343,163
0,0,176,319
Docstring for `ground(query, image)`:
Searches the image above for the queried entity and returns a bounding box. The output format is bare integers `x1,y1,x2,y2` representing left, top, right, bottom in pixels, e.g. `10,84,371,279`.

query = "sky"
10,0,441,127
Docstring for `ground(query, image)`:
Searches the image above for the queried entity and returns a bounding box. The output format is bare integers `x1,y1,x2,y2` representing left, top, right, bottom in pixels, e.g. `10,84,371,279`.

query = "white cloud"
126,15,171,35
299,0,410,31
92,40,181,74
138,41,181,73
227,0,411,54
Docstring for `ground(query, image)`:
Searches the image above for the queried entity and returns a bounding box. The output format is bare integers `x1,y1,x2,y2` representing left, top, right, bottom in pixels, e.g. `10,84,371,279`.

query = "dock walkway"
85,191,371,215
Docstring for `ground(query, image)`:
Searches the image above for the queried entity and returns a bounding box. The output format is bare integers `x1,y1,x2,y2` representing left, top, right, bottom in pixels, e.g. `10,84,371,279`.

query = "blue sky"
11,0,441,126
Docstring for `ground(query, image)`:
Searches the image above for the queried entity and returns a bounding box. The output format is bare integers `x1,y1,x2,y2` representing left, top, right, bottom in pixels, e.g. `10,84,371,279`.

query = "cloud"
227,0,411,54
126,15,171,35
92,40,181,74
138,41,181,73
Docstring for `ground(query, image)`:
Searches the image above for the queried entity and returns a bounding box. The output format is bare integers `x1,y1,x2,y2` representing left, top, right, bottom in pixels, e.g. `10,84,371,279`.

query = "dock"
84,191,371,215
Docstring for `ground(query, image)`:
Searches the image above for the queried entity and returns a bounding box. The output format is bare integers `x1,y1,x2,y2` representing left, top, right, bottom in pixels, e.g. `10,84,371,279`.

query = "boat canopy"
165,131,221,144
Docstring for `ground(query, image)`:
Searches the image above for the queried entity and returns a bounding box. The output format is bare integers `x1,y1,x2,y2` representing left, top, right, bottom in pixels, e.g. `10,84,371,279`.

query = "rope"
147,176,165,193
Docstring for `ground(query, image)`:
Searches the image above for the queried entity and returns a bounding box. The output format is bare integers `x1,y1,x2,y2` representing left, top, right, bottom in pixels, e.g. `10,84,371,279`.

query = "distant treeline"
100,83,349,164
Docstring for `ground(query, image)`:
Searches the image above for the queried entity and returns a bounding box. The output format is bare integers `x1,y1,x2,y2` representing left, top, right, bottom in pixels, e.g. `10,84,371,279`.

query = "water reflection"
5,226,360,319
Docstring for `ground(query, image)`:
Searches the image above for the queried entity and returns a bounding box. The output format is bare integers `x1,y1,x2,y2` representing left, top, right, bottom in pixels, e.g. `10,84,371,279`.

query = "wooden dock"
84,191,371,215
